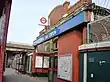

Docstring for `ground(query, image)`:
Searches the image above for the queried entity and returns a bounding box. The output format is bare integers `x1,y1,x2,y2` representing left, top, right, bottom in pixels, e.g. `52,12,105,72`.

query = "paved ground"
3,68,48,82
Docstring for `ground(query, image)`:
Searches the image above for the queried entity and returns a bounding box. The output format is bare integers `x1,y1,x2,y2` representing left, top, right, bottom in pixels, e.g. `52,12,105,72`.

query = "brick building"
33,0,110,82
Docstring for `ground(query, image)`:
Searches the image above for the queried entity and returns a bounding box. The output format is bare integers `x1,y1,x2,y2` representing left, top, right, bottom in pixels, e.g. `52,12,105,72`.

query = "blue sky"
7,0,80,44
7,0,110,44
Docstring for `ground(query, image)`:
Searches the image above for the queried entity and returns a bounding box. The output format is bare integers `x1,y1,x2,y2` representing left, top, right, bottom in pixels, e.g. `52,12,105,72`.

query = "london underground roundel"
40,17,47,24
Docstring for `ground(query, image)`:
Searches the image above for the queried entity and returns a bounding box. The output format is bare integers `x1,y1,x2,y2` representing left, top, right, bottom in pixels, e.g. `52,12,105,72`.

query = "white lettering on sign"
45,35,48,39
43,30,57,40
34,30,57,45
38,37,44,43
48,30,56,38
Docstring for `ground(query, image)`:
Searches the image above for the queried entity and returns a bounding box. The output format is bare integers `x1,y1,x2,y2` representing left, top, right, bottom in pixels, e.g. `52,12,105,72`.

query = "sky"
7,0,62,44
7,0,110,44
7,0,80,44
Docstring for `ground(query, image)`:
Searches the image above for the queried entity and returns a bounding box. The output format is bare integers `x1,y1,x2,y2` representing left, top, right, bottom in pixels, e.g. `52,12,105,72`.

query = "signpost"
33,11,86,46
40,17,47,24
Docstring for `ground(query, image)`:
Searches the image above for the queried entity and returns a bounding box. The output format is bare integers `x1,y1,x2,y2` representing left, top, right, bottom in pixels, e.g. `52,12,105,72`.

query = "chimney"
63,0,70,13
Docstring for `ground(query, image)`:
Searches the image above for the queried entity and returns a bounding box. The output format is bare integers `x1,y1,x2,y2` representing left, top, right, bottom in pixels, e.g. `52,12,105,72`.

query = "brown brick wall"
48,0,92,28
48,5,65,27
68,0,92,15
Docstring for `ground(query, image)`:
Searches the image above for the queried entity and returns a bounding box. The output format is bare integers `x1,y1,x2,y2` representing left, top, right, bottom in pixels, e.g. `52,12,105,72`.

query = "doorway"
87,51,110,82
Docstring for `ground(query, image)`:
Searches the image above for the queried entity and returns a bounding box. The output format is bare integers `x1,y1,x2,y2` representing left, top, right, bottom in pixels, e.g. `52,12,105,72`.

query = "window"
45,42,51,52
53,39,58,50
53,41,57,49
35,56,43,68
43,57,49,68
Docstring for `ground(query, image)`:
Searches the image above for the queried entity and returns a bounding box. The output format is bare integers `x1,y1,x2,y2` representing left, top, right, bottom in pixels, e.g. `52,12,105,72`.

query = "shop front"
32,53,50,76
33,10,88,82
33,0,92,82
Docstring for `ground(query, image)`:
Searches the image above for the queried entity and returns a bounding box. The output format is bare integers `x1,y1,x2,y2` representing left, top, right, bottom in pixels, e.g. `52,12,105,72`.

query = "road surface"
4,68,48,82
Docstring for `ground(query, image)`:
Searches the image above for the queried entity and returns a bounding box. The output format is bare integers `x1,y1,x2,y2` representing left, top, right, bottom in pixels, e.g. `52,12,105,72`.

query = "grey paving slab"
3,68,48,82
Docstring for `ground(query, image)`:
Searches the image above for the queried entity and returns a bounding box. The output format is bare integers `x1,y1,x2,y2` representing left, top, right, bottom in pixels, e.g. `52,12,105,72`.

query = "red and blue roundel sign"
40,17,47,24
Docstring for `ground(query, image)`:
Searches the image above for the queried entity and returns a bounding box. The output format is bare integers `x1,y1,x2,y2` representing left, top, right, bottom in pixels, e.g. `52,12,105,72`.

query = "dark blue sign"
56,11,85,35
33,29,58,45
33,11,86,46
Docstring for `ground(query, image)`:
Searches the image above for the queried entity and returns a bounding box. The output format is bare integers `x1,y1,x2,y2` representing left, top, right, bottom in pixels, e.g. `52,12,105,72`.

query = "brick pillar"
57,30,82,82
32,49,36,73
0,1,12,82
83,27,87,44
